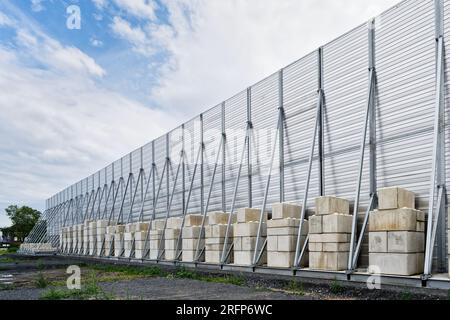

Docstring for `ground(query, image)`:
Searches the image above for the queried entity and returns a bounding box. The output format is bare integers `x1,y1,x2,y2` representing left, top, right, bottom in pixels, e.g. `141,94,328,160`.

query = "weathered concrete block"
205,237,224,245
125,223,135,233
115,225,126,233
237,208,267,223
207,212,235,225
234,236,265,251
165,228,181,239
234,251,266,265
182,250,197,262
182,238,204,250
135,250,144,259
277,235,306,252
267,226,298,236
205,251,223,264
184,214,205,227
205,224,231,238
309,252,349,271
124,232,134,241
314,196,349,215
387,231,424,253
165,239,180,250
309,233,350,243
369,232,388,253
267,236,277,251
134,222,150,232
165,249,178,260
96,220,108,228
378,187,415,210
151,219,165,230
234,222,267,237
149,250,160,260
369,209,419,232
182,226,202,239
134,231,148,241
205,243,226,251
271,203,301,220
308,242,323,252
322,214,352,234
322,242,350,252
368,253,424,276
309,215,322,234
267,252,295,268
167,217,183,229
267,218,300,228
416,222,425,232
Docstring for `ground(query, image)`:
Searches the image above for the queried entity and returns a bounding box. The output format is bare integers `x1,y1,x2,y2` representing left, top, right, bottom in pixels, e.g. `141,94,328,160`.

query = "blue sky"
0,0,400,227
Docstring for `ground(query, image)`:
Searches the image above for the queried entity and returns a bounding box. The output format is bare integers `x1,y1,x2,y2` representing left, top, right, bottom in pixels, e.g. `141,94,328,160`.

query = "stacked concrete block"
103,225,116,256
82,221,90,255
448,208,450,278
204,212,235,264
114,225,126,257
369,187,425,276
20,243,57,254
133,222,150,259
267,203,309,268
76,224,84,254
67,226,74,253
233,208,267,266
123,223,136,257
72,226,78,253
308,196,352,271
182,214,206,262
165,217,183,260
149,219,165,260
87,221,97,255
95,220,108,256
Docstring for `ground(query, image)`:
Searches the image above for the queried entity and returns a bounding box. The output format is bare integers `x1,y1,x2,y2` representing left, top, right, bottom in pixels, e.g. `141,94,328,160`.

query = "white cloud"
111,0,400,116
110,16,154,56
0,11,15,27
0,8,175,226
92,0,107,10
113,0,157,20
90,37,104,47
31,0,44,12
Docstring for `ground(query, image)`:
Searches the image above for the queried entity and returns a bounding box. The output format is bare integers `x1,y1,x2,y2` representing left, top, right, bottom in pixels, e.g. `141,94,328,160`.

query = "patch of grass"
36,260,45,271
0,257,16,263
174,267,199,279
0,283,14,291
286,280,305,296
330,279,345,295
35,273,49,289
40,274,114,300
400,291,413,300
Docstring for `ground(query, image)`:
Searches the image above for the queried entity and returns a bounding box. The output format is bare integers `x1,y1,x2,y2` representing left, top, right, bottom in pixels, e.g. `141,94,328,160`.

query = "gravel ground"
0,254,448,300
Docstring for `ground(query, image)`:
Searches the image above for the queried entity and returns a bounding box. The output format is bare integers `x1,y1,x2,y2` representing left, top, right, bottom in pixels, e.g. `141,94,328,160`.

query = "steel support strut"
293,88,324,268
423,0,446,278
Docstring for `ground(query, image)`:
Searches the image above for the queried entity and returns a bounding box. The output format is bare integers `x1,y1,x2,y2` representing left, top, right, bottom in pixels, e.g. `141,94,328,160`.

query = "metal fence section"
24,0,449,278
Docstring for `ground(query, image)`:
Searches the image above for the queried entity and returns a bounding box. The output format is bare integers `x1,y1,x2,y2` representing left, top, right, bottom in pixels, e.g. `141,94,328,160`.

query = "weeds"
330,279,345,294
40,275,114,300
286,280,305,296
400,291,413,300
35,273,49,288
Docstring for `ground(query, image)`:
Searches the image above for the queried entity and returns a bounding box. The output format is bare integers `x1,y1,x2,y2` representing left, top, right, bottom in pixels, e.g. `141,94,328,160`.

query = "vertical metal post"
424,0,446,278
368,20,377,198
200,114,205,219
247,87,253,208
182,125,186,216
347,19,377,272
152,141,156,218
318,47,325,196
279,70,285,203
166,134,170,217
221,102,226,212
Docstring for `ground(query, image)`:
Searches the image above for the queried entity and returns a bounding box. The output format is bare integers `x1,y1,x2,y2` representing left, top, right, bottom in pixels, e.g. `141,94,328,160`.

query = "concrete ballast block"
271,203,301,220
378,187,415,210
387,231,424,253
369,253,424,276
369,232,388,253
237,208,267,223
369,209,419,232
322,214,353,234
314,196,349,215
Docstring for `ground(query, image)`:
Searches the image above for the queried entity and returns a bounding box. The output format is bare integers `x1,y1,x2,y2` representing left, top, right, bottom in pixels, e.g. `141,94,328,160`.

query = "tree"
1,205,41,242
